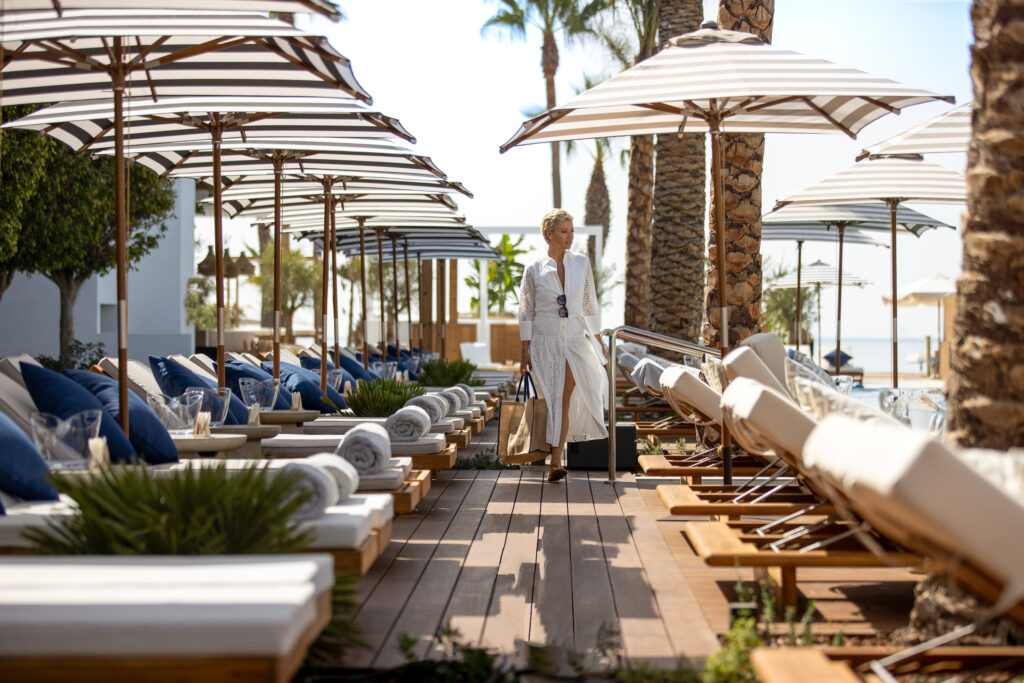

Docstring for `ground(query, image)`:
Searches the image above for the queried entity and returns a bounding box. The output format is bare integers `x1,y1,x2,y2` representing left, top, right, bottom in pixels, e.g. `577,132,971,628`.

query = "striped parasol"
859,103,971,159
2,0,342,20
775,155,965,386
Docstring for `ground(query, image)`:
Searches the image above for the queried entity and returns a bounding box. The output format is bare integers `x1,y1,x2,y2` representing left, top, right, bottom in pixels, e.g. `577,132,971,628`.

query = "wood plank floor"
350,422,719,670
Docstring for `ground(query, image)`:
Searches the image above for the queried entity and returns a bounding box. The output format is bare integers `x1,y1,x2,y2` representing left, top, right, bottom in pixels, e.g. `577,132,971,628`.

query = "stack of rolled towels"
334,422,392,474
277,454,360,521
384,405,431,441
405,394,446,424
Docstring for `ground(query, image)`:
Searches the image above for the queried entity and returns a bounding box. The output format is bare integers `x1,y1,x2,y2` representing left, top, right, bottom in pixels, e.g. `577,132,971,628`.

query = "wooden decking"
351,460,719,669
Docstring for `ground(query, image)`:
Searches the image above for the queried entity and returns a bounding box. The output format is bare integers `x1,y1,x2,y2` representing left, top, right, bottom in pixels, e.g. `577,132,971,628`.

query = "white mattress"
343,493,394,529
0,499,76,549
660,365,721,423
300,507,371,549
722,346,793,399
356,468,405,491
263,433,443,455
304,416,455,434
721,377,816,461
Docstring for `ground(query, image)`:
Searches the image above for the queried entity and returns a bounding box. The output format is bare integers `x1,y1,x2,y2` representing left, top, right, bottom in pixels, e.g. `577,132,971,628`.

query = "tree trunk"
650,0,705,344
542,29,562,208
258,223,274,328
584,157,610,298
625,134,654,329
702,0,774,349
0,266,15,302
948,0,1024,451
49,271,84,367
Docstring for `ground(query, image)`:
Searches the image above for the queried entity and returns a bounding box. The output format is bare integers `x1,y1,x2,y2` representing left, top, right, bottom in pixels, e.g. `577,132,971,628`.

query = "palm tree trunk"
542,29,562,208
584,157,610,297
948,0,1024,450
702,0,774,349
625,134,654,329
650,0,705,344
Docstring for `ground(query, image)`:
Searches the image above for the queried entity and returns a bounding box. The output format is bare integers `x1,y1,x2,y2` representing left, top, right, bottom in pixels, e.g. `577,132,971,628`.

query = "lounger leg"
781,567,798,610
754,504,821,536
733,460,787,499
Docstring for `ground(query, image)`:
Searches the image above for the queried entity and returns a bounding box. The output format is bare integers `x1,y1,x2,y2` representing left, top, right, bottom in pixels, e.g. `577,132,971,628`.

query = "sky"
201,0,974,352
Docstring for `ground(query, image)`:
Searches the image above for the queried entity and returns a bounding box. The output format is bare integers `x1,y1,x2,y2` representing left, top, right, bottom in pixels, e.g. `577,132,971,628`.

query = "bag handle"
515,371,537,401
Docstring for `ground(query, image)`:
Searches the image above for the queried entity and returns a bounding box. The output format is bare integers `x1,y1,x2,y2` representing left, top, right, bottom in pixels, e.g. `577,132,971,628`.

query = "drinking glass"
147,390,201,436
834,375,854,396
370,360,387,378
327,369,347,393
184,386,233,427
907,389,947,435
878,388,911,425
30,409,102,470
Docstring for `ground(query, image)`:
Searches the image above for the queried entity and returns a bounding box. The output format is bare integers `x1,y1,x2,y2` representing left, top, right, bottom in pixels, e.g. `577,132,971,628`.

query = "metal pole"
112,44,129,435
272,154,283,380
606,331,617,482
889,199,900,389
358,217,369,370
709,112,732,485
211,120,226,388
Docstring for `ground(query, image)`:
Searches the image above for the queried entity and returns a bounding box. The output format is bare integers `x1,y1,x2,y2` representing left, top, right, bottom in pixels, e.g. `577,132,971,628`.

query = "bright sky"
206,0,974,345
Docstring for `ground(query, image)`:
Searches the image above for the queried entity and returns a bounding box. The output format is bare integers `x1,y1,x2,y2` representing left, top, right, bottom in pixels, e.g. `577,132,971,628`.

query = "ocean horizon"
806,337,939,374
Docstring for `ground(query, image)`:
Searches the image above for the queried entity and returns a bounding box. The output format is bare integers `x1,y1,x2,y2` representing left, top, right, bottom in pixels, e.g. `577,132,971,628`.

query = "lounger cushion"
64,369,178,465
148,356,248,425
300,505,372,549
0,372,39,435
355,467,405,491
20,364,138,465
0,411,58,501
738,333,789,389
721,377,816,461
660,365,722,423
0,354,41,388
261,362,347,413
344,493,395,529
722,347,793,400
331,350,380,382
221,360,291,411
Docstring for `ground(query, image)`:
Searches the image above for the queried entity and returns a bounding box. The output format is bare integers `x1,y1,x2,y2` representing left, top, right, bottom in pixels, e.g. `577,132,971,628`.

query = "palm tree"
483,0,607,208
948,0,1023,451
701,0,774,348
649,0,705,343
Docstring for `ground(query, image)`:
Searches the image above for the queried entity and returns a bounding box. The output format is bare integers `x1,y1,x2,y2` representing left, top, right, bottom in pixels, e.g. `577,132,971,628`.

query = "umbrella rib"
858,96,900,114
145,36,250,69
743,95,802,113
158,149,197,176
499,109,569,153
79,121,117,152
257,36,368,102
31,38,105,71
127,35,169,71
360,112,416,144
799,97,856,138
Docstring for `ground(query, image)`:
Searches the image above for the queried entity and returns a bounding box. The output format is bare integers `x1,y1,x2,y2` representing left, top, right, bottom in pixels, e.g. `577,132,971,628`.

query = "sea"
806,337,936,374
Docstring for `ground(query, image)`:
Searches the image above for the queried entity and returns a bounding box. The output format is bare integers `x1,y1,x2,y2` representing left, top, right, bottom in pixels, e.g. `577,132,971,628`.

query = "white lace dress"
518,251,608,446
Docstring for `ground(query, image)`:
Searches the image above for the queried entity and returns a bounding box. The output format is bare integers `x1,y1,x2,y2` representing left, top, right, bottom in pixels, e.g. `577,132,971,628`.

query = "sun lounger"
0,371,38,435
303,415,459,435
0,554,334,683
98,357,164,399
188,352,218,376
0,354,42,389
737,332,789,390
169,354,219,383
721,346,793,400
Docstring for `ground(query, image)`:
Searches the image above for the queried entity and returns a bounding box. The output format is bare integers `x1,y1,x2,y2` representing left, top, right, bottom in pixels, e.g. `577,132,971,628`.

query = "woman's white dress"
518,251,608,446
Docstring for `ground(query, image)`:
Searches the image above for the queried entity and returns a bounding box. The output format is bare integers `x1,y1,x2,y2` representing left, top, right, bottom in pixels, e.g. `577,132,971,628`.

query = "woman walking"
518,209,608,482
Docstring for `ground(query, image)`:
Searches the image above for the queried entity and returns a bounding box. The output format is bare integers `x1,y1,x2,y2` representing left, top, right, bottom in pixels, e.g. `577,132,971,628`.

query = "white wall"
0,179,196,361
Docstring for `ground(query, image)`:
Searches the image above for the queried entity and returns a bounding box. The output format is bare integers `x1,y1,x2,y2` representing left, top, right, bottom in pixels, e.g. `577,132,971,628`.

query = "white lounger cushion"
0,354,42,388
344,493,394,529
0,371,38,434
0,498,77,549
804,416,1024,605
0,554,332,657
631,358,665,396
300,505,371,549
722,346,793,400
263,433,443,455
659,365,721,424
356,468,405,491
721,377,816,461
304,416,455,434
169,354,217,382
738,333,789,390
99,357,164,399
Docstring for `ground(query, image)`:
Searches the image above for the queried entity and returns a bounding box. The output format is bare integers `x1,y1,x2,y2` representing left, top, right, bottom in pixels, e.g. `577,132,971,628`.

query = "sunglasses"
556,294,568,318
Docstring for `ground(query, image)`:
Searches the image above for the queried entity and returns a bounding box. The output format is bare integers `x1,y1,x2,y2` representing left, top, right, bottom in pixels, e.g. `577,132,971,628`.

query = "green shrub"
345,378,425,417
452,446,518,470
417,358,484,387
36,338,106,372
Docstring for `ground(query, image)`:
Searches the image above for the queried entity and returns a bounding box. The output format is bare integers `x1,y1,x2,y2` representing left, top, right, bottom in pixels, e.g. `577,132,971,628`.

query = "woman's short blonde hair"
541,208,573,241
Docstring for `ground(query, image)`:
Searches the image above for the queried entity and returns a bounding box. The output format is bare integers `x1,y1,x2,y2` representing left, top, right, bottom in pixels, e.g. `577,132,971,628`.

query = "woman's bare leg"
550,361,575,470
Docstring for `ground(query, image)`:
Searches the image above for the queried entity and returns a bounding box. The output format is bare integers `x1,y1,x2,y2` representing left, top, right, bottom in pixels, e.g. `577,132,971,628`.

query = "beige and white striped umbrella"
859,102,971,159
776,155,966,386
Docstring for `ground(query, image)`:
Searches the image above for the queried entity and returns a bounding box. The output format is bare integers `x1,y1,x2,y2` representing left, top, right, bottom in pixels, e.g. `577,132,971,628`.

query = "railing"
599,326,721,483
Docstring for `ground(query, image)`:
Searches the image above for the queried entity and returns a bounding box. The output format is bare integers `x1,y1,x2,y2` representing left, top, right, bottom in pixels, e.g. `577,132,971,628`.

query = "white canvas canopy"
860,103,971,158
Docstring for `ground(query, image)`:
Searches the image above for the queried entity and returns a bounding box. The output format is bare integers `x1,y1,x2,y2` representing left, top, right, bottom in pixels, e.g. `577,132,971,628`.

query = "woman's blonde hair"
540,208,573,242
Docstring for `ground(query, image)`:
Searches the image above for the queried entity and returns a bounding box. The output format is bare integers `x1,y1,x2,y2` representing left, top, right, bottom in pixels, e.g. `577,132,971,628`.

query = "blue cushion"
64,369,178,465
261,361,347,413
823,349,853,367
20,363,138,465
299,355,334,371
149,356,248,425
332,351,379,382
0,409,57,501
220,360,292,411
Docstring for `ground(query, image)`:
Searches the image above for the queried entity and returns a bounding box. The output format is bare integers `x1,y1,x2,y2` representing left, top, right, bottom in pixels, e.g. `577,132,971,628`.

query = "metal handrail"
599,326,721,483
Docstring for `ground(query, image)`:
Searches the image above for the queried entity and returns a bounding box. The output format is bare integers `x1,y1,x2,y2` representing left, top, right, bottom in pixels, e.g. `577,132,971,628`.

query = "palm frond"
481,0,528,40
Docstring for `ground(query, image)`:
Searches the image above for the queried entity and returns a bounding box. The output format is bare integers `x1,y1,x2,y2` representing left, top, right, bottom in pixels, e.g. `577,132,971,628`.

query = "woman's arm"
518,265,535,374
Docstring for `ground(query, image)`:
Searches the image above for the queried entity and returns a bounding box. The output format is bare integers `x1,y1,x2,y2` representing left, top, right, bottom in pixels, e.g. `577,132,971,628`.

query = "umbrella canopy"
214,191,460,219
500,20,953,484
776,155,966,386
882,273,956,306
217,175,473,199
4,0,342,20
0,7,368,430
859,102,971,159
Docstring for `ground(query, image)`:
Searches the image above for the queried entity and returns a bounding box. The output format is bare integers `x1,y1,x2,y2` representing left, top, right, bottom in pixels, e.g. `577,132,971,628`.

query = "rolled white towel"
385,405,431,442
438,390,462,414
444,387,468,410
456,383,478,404
305,453,360,501
279,461,338,521
405,394,444,424
335,422,392,474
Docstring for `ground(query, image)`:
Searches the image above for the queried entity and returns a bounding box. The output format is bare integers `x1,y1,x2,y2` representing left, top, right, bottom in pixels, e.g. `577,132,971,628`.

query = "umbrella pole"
391,237,400,356
331,203,340,373
112,48,129,435
375,228,387,363
417,253,424,360
795,240,803,350
836,225,845,379
212,122,226,388
888,199,899,388
709,114,732,485
319,183,331,392
358,217,369,370
272,154,283,380
816,283,822,367
403,242,413,365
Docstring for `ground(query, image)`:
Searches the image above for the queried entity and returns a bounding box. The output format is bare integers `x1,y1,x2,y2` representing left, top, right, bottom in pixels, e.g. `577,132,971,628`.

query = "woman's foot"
546,467,567,482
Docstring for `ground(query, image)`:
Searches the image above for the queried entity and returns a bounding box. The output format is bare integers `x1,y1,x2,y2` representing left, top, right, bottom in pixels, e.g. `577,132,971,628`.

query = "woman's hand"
520,341,532,375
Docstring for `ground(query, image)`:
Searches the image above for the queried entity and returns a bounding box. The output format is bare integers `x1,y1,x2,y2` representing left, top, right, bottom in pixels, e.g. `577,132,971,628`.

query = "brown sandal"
546,467,567,482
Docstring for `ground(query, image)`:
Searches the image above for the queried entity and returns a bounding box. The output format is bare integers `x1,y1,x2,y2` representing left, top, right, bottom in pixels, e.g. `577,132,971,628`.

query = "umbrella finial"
701,19,718,30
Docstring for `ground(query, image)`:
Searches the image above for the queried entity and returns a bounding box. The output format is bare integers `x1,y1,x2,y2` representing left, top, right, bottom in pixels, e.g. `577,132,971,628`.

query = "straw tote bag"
497,372,551,465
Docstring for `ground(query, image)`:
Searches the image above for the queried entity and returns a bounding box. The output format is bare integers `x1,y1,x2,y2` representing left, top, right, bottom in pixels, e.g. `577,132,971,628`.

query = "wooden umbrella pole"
330,201,340,371
889,199,900,389
272,153,283,380
112,43,130,435
391,236,400,356
375,227,387,362
795,240,803,349
212,120,226,388
709,112,732,485
816,283,823,367
358,217,369,370
403,242,413,363
836,224,845,378
318,181,331,392
417,252,424,360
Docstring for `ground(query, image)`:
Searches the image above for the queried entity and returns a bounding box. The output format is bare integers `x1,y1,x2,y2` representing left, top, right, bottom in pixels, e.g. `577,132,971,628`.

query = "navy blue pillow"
149,356,247,425
0,409,57,501
823,349,853,367
332,350,379,382
261,361,347,413
20,363,138,465
221,360,291,411
64,369,178,465
299,356,358,390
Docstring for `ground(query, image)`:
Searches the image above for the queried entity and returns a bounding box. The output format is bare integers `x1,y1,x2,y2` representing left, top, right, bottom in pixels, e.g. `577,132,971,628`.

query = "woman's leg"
550,360,575,470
